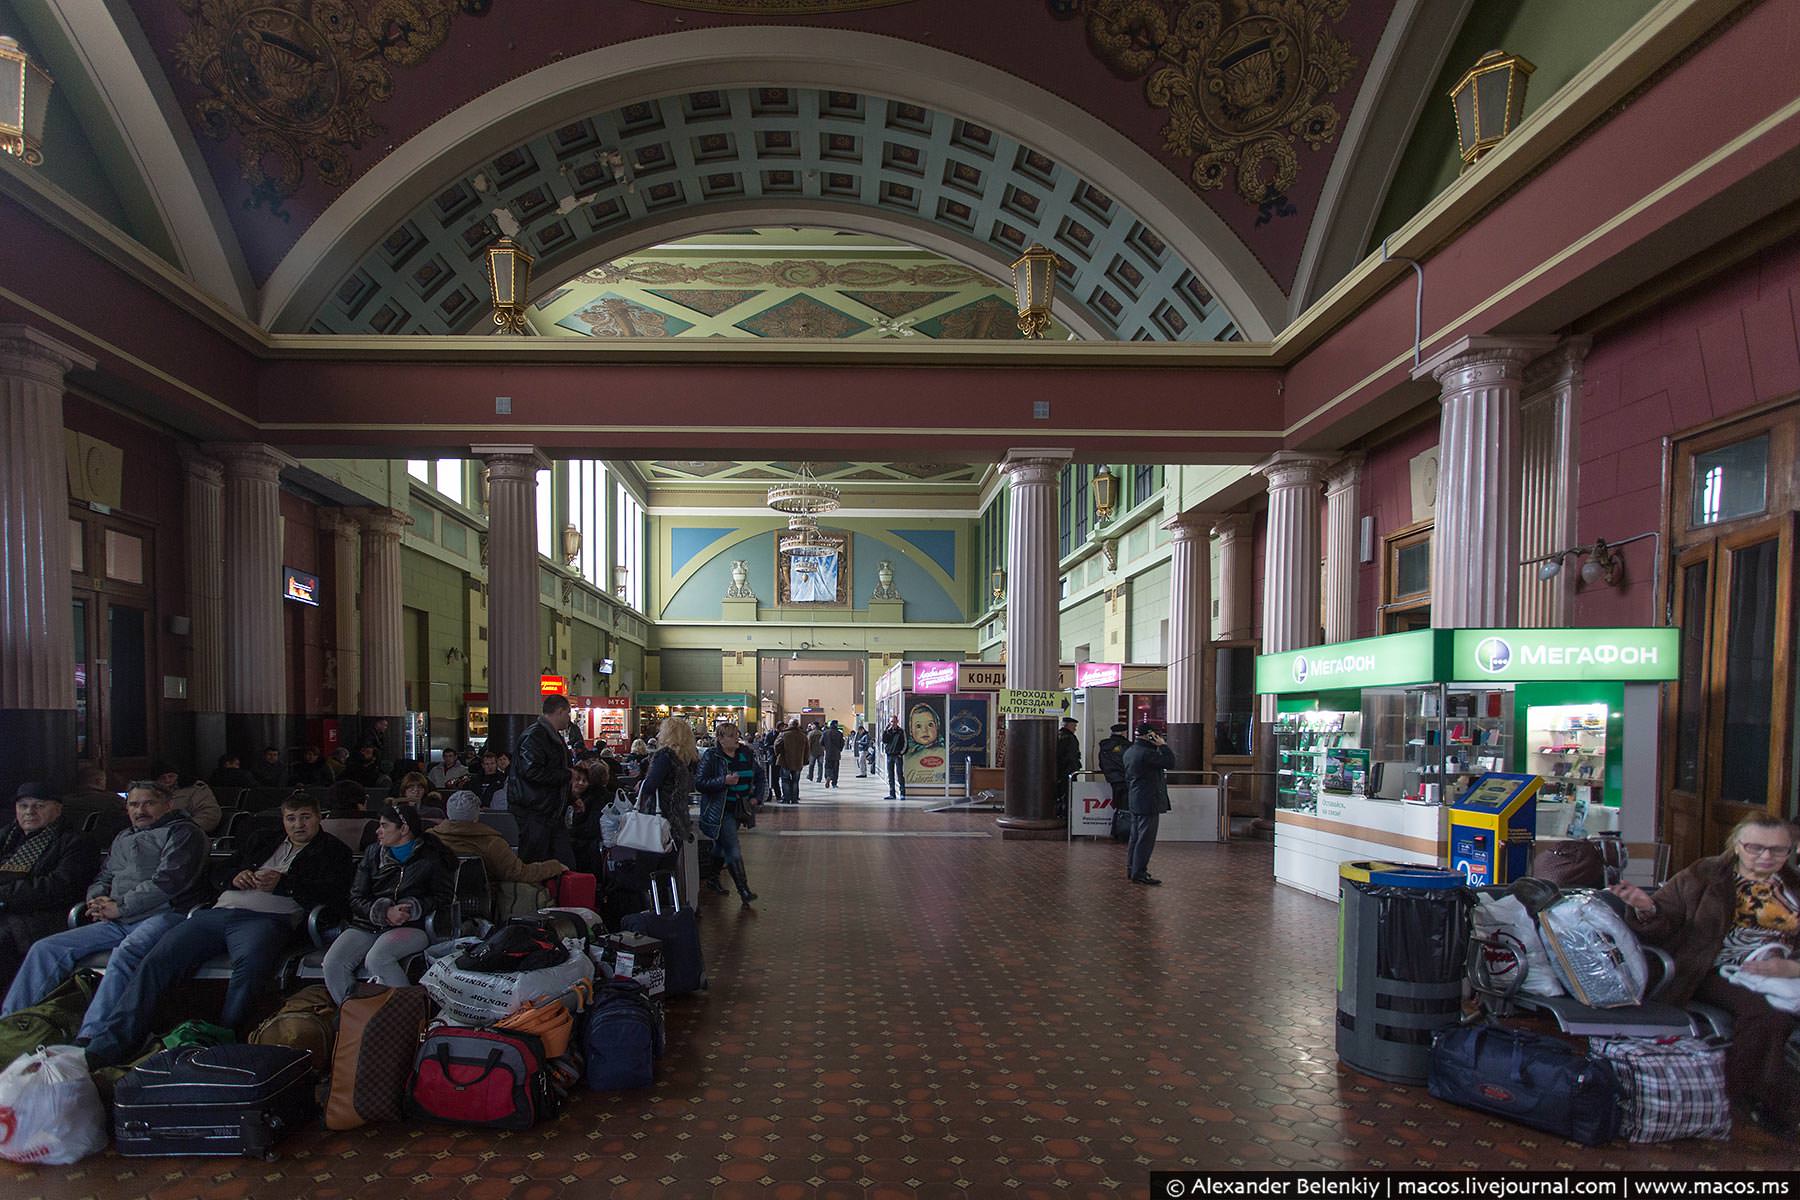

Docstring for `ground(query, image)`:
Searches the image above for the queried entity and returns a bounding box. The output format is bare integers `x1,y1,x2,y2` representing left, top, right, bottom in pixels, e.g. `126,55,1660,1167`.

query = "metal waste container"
1336,861,1470,1084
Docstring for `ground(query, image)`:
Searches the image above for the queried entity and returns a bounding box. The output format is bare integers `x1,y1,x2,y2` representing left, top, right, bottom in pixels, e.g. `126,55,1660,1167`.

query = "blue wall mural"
662,527,963,622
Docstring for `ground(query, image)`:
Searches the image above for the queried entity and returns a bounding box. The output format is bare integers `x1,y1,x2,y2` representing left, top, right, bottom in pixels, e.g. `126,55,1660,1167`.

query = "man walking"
1097,723,1132,843
821,721,846,789
1123,724,1174,885
880,715,908,800
777,718,809,804
805,723,824,782
507,694,574,862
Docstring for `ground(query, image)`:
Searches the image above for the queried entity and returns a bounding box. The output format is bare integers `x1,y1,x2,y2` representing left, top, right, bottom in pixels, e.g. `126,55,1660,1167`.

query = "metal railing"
1218,770,1284,844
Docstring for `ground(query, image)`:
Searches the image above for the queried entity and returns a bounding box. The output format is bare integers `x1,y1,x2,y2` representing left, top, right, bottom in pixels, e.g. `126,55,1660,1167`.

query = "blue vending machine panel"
1450,828,1495,886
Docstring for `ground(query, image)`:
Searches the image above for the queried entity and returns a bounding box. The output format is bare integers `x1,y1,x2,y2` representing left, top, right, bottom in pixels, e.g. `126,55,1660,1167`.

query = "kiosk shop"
571,696,632,752
635,692,757,738
1255,627,1676,901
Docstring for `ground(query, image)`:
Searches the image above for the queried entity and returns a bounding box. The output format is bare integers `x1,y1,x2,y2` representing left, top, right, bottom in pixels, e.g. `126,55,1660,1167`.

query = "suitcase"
582,981,664,1091
548,871,598,910
114,1044,317,1160
406,1026,558,1130
325,984,433,1130
1428,1025,1622,1146
620,881,704,996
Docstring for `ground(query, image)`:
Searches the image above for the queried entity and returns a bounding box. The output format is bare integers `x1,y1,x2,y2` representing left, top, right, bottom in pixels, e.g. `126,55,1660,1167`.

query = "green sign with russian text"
1450,628,1678,682
1254,630,1442,695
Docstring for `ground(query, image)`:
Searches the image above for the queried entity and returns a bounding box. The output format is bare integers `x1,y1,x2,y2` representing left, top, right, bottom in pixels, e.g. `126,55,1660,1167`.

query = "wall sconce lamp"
485,235,534,334
444,646,465,665
561,524,582,566
1010,243,1059,339
0,36,53,166
1450,50,1535,172
1092,465,1117,522
1526,531,1656,588
990,567,1006,603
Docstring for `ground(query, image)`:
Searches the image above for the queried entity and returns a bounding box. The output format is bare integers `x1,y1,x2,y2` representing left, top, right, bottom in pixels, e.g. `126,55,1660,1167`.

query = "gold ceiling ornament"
0,35,53,166
172,0,470,212
1081,0,1358,210
766,462,842,517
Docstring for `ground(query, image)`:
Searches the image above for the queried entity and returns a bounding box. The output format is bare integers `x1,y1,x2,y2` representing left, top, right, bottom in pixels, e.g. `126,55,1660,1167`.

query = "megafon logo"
1293,651,1375,685
1292,655,1311,685
1475,637,1512,675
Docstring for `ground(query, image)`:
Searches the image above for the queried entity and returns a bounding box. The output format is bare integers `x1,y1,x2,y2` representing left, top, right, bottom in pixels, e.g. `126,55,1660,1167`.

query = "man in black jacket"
820,721,847,789
1055,717,1082,818
83,792,355,1066
1096,723,1132,843
1123,724,1175,886
880,716,907,799
508,694,574,862
0,785,103,994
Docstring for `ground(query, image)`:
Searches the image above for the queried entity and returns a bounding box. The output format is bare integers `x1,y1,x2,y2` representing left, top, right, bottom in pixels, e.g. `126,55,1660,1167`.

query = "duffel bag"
0,1045,108,1165
406,1026,558,1130
1590,1036,1731,1142
1428,1025,1621,1146
583,980,663,1091
493,982,589,1059
492,880,553,921
249,984,337,1072
325,984,433,1131
421,945,593,1026
0,969,101,1071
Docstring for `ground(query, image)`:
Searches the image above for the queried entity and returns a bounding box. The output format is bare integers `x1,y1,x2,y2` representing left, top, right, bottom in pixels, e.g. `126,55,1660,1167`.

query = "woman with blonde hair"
636,717,697,860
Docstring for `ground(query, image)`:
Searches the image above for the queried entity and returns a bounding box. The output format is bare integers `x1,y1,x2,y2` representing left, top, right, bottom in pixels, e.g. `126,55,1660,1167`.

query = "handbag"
734,795,757,829
618,788,673,854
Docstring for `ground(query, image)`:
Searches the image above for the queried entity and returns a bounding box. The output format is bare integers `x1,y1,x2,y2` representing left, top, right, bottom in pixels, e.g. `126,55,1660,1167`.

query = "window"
1381,522,1432,633
1058,466,1073,558
570,460,607,587
1133,464,1154,508
1073,466,1090,545
615,481,643,611
535,468,552,559
435,459,464,504
407,460,430,484
1691,434,1769,527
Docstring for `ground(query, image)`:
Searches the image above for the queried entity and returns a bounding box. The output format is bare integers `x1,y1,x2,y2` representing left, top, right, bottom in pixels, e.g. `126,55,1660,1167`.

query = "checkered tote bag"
1589,1036,1731,1142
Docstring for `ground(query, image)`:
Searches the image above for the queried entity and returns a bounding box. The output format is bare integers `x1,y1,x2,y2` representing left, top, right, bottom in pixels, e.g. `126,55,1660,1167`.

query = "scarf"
389,839,419,864
0,825,57,875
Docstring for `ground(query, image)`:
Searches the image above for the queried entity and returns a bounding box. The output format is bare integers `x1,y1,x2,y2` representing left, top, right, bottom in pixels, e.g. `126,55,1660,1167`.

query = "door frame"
69,506,159,784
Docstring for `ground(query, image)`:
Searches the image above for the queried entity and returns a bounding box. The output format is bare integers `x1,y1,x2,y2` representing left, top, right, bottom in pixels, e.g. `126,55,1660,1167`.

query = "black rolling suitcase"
621,873,705,995
114,1043,318,1159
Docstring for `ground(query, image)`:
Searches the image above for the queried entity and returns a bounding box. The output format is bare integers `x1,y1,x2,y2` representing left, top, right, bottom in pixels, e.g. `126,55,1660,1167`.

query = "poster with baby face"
904,695,947,787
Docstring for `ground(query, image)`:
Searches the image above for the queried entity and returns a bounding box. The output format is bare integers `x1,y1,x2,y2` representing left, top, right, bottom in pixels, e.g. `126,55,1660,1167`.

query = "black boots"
728,860,757,904
702,874,730,895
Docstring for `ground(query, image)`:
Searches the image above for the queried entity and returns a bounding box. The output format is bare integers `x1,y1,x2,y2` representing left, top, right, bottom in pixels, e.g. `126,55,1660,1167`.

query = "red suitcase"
549,871,597,910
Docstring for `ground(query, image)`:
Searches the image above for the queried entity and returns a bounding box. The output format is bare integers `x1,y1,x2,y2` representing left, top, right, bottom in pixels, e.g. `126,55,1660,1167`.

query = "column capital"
0,324,97,384
1523,335,1593,398
1210,511,1255,542
999,447,1073,486
208,442,298,481
472,444,549,481
1161,510,1218,542
1413,334,1559,387
360,508,412,542
177,445,223,487
1324,453,1364,497
317,508,361,537
1254,451,1333,490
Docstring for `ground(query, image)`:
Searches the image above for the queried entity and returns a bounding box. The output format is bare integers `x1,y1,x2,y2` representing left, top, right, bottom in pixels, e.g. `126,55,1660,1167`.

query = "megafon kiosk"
1256,627,1677,900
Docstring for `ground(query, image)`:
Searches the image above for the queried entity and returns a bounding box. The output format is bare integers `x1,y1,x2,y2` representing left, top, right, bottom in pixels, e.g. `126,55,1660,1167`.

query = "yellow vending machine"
1447,772,1542,886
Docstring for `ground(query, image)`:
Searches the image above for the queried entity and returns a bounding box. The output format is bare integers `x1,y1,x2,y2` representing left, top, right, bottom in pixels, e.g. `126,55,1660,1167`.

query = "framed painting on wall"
776,529,850,606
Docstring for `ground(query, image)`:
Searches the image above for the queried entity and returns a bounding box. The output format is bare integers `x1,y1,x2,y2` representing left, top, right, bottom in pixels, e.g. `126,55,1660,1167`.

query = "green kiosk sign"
1450,628,1679,682
1254,630,1440,695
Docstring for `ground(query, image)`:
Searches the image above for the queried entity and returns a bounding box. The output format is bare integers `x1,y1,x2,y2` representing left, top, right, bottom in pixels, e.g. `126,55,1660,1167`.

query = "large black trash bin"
1336,861,1470,1084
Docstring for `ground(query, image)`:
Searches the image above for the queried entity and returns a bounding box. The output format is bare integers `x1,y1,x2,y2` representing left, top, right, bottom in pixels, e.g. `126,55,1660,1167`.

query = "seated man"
249,746,286,788
429,791,566,918
427,748,470,792
151,760,223,835
83,793,354,1067
0,783,208,1046
469,750,508,806
59,765,130,843
208,752,257,790
342,742,384,788
285,745,334,788
0,785,104,993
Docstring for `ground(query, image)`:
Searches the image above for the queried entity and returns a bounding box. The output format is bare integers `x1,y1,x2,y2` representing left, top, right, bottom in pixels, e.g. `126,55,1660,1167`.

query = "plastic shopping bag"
1539,893,1648,1008
0,1045,108,1164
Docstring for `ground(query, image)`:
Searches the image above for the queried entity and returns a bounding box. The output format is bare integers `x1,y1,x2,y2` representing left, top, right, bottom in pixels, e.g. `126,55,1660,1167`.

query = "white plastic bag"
1722,948,1800,1014
1539,893,1649,1008
420,945,594,1025
1471,893,1564,998
0,1045,108,1164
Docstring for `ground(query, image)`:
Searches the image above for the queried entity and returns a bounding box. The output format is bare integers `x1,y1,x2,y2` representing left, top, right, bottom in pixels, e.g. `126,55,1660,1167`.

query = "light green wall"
1128,562,1171,663
1060,595,1105,661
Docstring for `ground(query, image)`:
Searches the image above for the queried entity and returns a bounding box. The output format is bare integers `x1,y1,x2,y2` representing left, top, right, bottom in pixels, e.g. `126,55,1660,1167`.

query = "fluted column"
360,509,410,732
213,443,297,754
998,448,1070,836
1519,339,1588,628
1164,511,1214,773
0,327,95,798
1323,455,1364,644
476,445,549,758
1212,512,1255,642
1256,453,1332,654
1414,336,1557,627
321,510,362,718
180,448,226,769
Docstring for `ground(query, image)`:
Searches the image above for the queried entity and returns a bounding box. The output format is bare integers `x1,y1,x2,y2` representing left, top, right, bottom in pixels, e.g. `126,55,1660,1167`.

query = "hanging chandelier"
779,514,835,562
766,462,841,517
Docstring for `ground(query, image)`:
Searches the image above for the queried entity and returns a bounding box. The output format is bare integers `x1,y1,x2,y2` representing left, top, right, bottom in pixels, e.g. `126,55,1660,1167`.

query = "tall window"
1073,466,1090,545
615,481,644,611
535,468,552,559
570,460,607,586
406,459,466,504
1058,466,1073,558
407,460,431,484
1133,464,1154,508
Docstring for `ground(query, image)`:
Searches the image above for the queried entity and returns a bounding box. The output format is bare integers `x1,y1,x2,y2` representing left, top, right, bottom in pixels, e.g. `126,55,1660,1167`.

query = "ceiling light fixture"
767,462,840,518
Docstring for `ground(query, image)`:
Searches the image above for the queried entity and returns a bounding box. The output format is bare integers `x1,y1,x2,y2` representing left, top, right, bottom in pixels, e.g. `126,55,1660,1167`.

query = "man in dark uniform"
1123,724,1174,885
1096,723,1132,843
1055,716,1082,818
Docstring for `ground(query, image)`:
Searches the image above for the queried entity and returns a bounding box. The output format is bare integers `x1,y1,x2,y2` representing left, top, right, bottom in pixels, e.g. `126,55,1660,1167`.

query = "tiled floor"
6,783,1793,1198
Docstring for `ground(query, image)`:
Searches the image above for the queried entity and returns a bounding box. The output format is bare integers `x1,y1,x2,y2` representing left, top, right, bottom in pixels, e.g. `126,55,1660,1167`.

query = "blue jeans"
713,809,743,871
1,911,186,1040
781,766,802,802
84,907,295,1067
886,754,906,797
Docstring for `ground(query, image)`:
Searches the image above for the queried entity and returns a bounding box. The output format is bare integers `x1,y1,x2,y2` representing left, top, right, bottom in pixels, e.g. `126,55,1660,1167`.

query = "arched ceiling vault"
264,30,1289,339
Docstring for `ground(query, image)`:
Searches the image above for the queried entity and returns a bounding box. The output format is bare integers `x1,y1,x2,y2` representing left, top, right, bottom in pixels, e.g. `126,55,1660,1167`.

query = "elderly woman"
1612,813,1800,1136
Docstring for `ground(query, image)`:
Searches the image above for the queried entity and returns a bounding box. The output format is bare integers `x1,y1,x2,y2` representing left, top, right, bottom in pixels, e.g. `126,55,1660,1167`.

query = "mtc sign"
1451,628,1678,682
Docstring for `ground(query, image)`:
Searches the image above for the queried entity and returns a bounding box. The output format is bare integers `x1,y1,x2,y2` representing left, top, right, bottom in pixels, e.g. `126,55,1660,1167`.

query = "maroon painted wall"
1575,231,1800,626
280,492,333,718
1355,419,1439,637
1250,509,1267,647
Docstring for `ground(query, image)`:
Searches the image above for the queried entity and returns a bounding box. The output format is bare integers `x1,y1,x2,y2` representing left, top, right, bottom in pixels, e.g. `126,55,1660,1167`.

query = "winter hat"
446,790,482,823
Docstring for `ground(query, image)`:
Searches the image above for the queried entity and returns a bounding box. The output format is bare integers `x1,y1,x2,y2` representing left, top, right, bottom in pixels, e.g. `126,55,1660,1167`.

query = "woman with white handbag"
618,717,698,869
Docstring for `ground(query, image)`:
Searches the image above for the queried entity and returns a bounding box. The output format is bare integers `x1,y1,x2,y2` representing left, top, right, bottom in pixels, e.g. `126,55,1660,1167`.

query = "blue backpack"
583,981,664,1091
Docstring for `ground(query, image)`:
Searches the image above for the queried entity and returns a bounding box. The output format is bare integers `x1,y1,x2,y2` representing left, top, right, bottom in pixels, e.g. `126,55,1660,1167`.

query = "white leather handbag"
617,795,672,854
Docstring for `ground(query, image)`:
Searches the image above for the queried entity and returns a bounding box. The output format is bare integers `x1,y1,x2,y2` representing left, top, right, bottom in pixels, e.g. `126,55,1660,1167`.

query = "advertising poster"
946,694,989,786
904,695,947,788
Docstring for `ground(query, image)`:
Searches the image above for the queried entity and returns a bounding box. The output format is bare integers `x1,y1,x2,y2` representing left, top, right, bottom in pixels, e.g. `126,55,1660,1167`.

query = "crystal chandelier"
779,514,835,562
766,462,841,517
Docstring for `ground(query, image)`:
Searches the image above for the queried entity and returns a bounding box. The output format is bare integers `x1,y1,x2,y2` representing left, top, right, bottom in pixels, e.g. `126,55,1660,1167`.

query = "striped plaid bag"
1589,1036,1731,1143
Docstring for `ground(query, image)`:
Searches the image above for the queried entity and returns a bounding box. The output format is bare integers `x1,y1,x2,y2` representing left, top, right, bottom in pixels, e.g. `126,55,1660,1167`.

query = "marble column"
1519,339,1588,628
180,448,227,769
360,509,410,745
1212,512,1256,643
1163,511,1215,774
0,327,95,799
998,448,1070,837
1256,453,1333,654
1322,455,1364,644
1414,336,1557,628
321,510,362,720
476,445,549,758
212,442,297,756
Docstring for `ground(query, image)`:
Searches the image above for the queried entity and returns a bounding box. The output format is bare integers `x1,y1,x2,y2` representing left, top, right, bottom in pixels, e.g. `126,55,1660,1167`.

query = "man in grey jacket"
0,782,209,1044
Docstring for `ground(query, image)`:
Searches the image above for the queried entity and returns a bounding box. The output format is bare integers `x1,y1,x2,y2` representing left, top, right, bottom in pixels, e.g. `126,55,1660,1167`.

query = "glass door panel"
73,599,90,760
106,604,149,761
1718,537,1778,807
